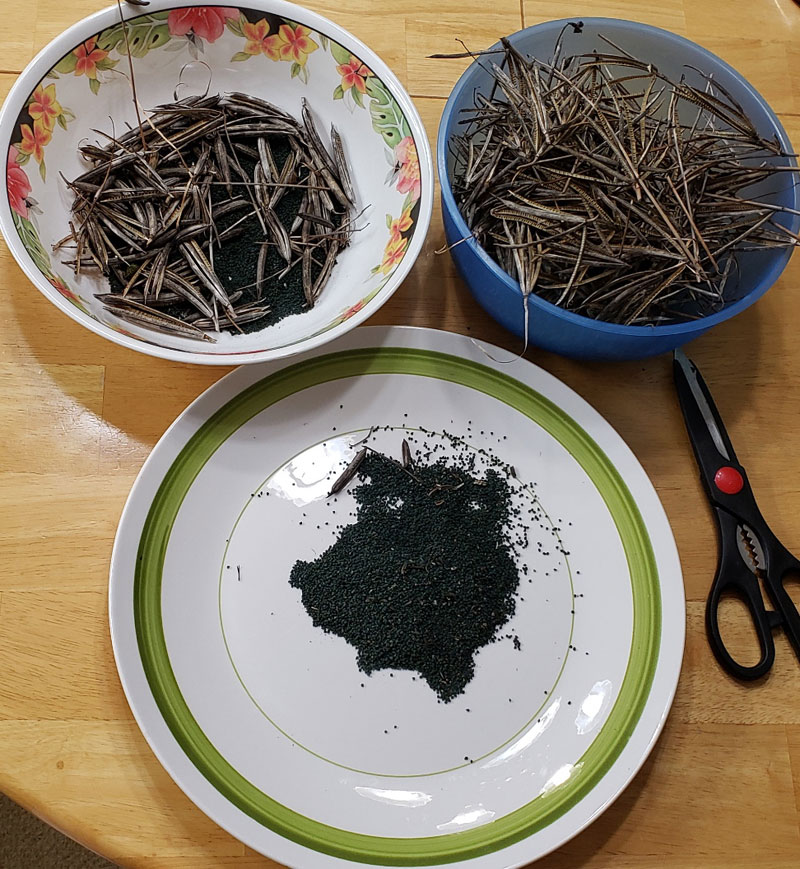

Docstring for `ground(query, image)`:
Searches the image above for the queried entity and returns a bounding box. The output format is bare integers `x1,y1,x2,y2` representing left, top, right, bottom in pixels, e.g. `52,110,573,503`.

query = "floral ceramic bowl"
0,1,432,363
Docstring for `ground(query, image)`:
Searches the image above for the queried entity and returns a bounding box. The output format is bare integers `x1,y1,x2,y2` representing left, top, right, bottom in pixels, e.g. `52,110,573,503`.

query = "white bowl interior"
1,2,432,361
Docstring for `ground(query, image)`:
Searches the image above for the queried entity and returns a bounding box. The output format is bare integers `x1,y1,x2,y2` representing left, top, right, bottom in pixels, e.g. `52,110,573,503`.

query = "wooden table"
2,0,800,866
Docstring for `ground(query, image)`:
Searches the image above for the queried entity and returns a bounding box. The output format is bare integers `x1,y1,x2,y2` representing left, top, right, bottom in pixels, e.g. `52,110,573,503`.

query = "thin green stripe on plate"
134,347,661,865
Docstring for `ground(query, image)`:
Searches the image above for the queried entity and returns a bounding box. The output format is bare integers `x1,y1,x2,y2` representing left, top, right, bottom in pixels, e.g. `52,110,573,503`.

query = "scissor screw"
714,466,744,495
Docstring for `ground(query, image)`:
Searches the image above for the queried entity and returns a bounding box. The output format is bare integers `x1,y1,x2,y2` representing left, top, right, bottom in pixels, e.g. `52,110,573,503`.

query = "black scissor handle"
706,509,777,680
760,539,800,662
706,571,778,680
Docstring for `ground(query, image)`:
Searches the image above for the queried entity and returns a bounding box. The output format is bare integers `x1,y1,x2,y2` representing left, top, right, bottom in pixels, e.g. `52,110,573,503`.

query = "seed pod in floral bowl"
0,1,432,364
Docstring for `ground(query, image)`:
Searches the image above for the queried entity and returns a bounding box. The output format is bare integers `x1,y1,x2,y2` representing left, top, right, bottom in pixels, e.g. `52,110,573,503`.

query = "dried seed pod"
446,36,797,326
64,91,358,338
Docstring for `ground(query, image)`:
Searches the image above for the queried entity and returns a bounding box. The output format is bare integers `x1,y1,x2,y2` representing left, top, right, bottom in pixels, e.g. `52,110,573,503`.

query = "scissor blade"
673,349,734,463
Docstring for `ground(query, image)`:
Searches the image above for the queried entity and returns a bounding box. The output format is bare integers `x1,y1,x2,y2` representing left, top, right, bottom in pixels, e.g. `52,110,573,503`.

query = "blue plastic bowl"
438,19,799,360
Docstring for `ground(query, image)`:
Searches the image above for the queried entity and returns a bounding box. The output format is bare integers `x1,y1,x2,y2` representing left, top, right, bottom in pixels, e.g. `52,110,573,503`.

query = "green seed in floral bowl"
0,1,432,364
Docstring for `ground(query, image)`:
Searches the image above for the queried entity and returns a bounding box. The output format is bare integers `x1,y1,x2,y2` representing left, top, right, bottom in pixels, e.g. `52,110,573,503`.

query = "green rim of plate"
134,347,661,865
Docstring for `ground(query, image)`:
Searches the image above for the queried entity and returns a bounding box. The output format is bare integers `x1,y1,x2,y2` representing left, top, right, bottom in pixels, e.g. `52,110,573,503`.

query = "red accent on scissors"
714,466,744,495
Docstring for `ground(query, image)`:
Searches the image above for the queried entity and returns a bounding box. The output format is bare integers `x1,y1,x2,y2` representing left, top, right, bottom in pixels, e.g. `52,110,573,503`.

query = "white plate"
109,326,684,867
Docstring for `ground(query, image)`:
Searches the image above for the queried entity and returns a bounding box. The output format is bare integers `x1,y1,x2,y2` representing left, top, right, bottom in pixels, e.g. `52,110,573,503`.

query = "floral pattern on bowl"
2,3,430,361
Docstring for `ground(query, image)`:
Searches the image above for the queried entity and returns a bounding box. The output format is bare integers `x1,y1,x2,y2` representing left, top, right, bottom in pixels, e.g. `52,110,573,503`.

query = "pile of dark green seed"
290,450,523,702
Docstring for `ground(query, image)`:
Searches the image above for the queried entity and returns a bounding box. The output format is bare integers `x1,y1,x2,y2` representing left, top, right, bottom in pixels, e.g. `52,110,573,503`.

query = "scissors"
673,349,800,680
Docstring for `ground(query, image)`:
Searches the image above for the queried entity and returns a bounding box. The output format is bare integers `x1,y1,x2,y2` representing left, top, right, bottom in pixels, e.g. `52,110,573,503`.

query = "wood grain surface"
1,1,799,866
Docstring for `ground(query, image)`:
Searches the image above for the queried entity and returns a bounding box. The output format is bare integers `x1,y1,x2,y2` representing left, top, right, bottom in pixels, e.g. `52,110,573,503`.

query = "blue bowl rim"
436,17,800,337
